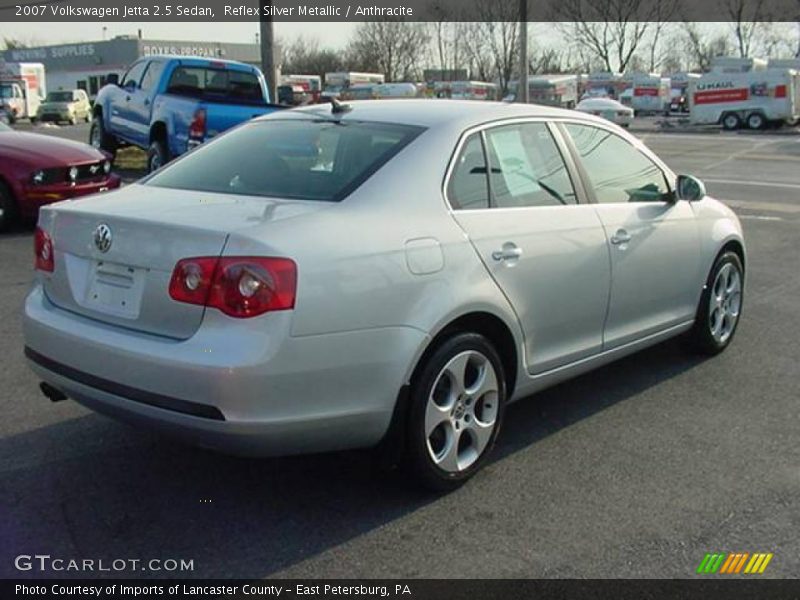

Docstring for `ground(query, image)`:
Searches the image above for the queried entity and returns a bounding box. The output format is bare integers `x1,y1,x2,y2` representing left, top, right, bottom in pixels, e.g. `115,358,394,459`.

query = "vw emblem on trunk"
94,223,113,253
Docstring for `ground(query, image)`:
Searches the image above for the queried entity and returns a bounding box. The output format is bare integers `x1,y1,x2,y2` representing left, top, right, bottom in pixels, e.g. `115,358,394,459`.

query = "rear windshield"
145,119,425,202
47,92,74,102
166,67,265,104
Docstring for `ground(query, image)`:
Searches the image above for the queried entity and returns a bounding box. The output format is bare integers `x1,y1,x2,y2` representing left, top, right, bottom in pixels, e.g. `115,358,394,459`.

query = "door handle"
492,244,522,262
610,229,632,245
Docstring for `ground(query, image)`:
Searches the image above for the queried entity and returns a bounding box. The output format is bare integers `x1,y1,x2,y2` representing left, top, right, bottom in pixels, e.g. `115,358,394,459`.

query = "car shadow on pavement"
0,337,706,579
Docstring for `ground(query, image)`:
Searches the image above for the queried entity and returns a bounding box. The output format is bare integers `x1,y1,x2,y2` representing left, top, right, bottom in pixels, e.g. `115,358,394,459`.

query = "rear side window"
145,119,424,202
166,67,265,104
447,134,490,210
484,123,577,207
565,124,670,203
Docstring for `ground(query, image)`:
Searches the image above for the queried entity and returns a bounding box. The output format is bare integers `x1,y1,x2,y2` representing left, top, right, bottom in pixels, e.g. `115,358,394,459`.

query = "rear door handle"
492,243,522,262
610,229,632,245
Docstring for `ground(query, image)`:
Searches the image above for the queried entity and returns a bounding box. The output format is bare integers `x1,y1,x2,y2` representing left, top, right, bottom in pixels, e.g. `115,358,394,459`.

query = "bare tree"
458,1,521,94
345,20,430,81
647,0,680,71
681,22,734,71
552,0,659,72
722,0,773,57
278,35,344,78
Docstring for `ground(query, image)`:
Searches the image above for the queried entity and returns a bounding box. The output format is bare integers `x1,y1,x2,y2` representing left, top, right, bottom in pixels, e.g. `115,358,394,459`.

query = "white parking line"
705,179,800,190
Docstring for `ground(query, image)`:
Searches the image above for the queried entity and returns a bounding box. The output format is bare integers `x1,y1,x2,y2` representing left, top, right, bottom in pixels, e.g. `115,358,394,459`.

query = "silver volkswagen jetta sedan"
24,100,744,490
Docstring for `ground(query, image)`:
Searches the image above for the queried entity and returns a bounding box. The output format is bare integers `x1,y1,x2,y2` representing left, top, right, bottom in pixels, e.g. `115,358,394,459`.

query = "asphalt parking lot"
1,122,799,579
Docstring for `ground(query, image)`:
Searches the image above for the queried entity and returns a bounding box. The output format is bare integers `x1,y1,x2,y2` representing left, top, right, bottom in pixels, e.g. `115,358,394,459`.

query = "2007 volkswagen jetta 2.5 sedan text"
23,99,745,490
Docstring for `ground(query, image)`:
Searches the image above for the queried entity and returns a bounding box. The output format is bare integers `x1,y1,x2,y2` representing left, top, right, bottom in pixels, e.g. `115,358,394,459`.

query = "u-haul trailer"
627,73,671,114
689,69,800,130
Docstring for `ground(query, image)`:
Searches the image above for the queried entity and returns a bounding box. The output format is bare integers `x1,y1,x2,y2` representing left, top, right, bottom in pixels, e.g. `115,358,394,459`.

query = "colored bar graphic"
699,552,774,575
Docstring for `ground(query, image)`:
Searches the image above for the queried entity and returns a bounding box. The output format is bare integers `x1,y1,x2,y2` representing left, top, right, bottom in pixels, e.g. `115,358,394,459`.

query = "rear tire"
147,139,169,173
722,113,741,131
89,116,117,160
405,332,506,492
0,180,18,232
686,251,744,355
746,112,765,130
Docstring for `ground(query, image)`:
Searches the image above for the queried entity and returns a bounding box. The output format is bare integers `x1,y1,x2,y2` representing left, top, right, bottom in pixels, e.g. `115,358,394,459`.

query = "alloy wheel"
425,350,499,473
709,262,742,345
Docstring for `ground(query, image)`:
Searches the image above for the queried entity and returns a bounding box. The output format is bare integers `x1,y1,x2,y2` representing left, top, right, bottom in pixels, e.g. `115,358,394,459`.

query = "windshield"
0,85,13,98
46,91,74,102
145,119,425,202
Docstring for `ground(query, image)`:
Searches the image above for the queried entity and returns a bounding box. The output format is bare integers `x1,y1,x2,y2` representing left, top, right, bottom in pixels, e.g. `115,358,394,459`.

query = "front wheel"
89,116,117,160
687,251,744,355
0,180,18,232
405,333,506,491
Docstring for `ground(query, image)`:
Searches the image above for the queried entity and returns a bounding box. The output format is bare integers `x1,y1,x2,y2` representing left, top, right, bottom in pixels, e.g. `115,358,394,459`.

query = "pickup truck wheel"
147,139,169,173
89,117,117,160
0,180,18,232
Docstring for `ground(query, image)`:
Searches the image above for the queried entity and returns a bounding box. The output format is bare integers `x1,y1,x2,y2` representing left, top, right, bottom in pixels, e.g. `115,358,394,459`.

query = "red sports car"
0,121,121,230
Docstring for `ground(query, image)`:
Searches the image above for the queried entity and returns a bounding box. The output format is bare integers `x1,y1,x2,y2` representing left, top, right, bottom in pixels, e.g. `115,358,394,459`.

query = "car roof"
281,99,600,130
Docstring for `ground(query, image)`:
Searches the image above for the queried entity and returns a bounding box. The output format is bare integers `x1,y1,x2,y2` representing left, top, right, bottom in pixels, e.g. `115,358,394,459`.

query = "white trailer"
323,72,385,97
628,74,671,114
689,68,800,130
710,56,768,73
0,61,46,123
520,74,578,108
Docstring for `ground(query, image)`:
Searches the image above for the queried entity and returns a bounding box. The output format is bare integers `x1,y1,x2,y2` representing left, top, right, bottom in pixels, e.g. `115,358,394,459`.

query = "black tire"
89,116,117,160
69,114,77,126
147,138,169,173
405,332,507,492
0,180,18,232
722,113,741,131
686,251,744,356
746,112,765,130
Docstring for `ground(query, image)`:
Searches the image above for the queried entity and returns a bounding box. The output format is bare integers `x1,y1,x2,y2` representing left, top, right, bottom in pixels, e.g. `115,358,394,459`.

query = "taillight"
34,227,54,272
188,108,207,142
169,257,296,318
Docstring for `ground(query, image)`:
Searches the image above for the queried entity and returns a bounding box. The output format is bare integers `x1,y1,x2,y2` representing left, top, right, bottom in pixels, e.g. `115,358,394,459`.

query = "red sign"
694,88,749,105
634,87,659,96
775,84,787,98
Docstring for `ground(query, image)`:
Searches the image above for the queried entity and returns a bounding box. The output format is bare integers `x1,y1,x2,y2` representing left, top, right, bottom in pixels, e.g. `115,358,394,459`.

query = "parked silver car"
24,100,745,490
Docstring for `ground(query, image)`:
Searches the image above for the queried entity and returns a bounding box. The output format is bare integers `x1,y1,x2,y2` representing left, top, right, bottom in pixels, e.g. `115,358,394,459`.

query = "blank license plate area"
84,260,145,319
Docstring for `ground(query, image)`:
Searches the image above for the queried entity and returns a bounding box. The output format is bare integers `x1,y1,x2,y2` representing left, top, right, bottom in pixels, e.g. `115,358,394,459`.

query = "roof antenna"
330,96,352,115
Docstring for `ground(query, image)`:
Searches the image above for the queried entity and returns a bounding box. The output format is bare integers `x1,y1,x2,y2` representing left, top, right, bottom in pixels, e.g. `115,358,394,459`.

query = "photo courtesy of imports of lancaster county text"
3,0,800,596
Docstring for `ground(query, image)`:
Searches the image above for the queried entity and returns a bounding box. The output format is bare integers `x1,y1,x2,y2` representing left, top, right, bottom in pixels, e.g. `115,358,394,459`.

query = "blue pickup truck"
90,56,283,172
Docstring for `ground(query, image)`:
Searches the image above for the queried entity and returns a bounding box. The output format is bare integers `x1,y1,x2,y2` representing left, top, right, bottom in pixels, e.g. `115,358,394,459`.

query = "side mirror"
676,174,706,202
106,73,119,86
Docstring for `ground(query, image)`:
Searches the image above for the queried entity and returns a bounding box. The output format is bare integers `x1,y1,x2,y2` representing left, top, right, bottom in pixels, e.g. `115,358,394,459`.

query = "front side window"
121,61,148,89
484,123,577,207
447,133,490,210
145,119,424,202
139,61,165,93
565,124,670,203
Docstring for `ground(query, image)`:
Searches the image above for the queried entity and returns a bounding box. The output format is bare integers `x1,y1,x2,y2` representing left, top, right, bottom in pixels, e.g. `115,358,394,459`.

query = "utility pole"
517,0,529,103
259,17,277,103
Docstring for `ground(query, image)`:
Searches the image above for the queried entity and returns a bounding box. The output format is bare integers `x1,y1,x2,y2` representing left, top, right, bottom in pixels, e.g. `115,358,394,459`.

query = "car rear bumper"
23,284,426,456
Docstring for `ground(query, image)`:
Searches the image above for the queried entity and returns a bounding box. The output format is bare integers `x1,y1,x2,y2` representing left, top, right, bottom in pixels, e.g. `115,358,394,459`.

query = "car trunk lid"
40,184,323,339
